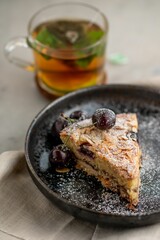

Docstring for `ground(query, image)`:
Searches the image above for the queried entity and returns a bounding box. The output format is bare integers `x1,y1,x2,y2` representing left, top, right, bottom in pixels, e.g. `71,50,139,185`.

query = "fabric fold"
0,151,160,240
0,151,78,240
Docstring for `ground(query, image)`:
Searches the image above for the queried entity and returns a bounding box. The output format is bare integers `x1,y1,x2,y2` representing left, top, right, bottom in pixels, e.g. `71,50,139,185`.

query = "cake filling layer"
76,160,131,201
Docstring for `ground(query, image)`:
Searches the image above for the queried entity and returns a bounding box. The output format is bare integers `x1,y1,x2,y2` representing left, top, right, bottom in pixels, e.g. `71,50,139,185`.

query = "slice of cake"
60,113,141,206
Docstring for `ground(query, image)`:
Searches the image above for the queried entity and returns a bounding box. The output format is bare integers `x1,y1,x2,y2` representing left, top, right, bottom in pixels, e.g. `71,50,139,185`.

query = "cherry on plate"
92,108,116,130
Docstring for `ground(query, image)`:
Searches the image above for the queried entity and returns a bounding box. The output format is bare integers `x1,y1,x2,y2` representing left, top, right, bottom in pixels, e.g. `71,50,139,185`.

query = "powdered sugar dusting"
31,92,160,217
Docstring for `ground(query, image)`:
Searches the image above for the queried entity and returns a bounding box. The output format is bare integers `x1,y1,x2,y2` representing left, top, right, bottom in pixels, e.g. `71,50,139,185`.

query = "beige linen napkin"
0,152,160,240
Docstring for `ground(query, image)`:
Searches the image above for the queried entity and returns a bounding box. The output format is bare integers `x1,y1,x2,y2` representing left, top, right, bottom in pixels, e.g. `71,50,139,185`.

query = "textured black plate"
25,85,160,227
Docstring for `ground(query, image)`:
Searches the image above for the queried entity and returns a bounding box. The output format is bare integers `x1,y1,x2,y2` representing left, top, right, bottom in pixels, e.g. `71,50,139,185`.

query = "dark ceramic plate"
25,85,160,227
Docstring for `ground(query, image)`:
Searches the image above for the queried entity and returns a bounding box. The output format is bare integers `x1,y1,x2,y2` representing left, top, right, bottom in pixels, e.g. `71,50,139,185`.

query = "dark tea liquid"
31,20,107,98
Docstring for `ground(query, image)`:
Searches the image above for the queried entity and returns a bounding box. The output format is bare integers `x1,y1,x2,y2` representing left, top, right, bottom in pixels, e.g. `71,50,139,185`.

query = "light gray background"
1,0,160,152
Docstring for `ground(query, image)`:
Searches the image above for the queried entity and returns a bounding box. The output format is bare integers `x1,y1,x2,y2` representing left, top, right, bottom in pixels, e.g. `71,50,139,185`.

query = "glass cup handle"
4,37,34,72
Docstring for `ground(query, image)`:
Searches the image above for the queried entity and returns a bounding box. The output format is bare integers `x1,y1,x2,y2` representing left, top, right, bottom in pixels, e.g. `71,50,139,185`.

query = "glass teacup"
5,2,108,99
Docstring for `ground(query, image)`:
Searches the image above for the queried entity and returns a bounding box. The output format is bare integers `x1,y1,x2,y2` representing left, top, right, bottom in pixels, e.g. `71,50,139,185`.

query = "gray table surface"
1,0,160,153
0,0,160,238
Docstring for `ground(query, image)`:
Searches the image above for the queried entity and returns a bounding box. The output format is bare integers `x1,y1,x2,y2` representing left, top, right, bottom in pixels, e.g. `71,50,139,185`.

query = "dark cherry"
51,115,68,139
49,144,74,169
92,108,116,130
70,110,87,121
79,143,95,159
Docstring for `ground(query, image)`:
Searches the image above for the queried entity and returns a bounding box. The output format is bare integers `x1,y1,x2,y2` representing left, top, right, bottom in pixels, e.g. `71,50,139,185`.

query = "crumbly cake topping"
61,114,140,179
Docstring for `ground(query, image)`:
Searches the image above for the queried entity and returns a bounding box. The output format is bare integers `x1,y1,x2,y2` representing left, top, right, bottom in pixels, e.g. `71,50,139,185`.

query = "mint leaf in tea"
36,27,61,48
31,20,105,65
74,30,104,48
29,19,106,96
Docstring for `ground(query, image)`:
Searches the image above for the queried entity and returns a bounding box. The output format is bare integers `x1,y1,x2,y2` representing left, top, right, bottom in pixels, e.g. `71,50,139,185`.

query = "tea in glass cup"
5,2,108,99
